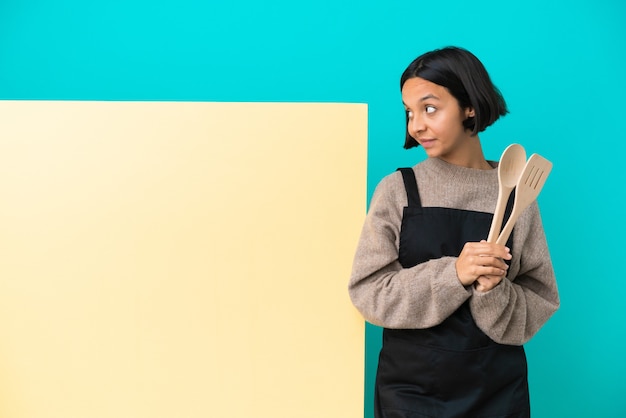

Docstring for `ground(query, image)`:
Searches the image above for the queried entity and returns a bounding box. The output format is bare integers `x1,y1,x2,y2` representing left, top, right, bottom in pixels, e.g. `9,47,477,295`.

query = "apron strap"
397,168,422,208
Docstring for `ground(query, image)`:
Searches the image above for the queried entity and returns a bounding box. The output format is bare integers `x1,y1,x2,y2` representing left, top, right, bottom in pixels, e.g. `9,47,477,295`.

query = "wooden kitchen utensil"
487,144,527,243
496,153,553,245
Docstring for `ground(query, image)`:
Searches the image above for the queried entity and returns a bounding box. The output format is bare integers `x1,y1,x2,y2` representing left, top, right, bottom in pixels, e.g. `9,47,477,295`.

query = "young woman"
349,47,560,418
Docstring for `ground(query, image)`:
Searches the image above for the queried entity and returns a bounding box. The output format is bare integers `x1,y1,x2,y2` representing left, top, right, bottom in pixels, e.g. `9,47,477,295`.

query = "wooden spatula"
496,154,553,245
487,144,526,243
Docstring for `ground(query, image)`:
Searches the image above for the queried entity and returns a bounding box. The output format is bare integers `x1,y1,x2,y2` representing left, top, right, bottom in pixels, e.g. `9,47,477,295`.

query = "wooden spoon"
487,144,527,243
496,153,553,245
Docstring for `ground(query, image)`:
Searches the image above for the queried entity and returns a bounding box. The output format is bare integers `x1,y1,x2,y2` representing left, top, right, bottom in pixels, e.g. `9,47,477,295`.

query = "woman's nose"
409,115,424,138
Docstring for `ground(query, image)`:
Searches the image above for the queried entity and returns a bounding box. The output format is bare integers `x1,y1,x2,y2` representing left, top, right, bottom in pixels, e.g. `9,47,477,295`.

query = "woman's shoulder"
372,160,434,200
376,160,429,187
370,168,413,208
374,168,403,189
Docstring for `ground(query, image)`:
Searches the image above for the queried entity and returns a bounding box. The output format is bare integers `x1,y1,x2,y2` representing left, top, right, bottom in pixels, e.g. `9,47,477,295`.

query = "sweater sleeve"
469,201,560,345
348,173,472,329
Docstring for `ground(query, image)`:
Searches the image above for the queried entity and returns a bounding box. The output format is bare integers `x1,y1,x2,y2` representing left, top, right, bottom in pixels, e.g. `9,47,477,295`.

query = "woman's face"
402,77,475,165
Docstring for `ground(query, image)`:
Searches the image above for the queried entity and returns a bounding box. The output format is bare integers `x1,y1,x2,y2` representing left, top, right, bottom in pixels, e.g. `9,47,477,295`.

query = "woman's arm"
348,173,472,329
469,202,560,345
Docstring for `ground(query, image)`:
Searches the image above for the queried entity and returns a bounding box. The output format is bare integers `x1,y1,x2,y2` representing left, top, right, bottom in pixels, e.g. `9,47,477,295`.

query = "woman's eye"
425,105,436,114
406,110,413,118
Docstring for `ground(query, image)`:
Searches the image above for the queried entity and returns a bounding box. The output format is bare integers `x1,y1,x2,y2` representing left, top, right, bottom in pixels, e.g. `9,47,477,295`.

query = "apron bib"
374,168,530,418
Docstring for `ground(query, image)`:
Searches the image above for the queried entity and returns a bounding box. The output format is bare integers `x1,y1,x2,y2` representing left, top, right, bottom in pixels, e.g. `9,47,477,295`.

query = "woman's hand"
455,240,511,288
474,274,504,293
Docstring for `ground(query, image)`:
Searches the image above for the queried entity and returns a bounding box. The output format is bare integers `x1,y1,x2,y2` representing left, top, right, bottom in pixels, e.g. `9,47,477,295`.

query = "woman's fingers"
478,240,512,260
474,274,504,292
456,241,510,286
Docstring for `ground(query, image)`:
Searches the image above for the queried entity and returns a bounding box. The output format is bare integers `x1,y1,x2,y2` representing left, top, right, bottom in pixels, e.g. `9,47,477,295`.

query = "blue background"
2,1,625,416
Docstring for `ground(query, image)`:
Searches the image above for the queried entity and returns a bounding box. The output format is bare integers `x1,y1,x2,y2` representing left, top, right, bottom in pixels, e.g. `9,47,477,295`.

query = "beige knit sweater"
348,157,560,345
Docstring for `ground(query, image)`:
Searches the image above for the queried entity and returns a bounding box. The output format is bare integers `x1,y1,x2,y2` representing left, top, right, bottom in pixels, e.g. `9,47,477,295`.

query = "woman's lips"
419,138,436,148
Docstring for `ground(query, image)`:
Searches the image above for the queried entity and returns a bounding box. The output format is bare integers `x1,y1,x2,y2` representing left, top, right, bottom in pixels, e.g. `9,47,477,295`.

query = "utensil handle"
487,189,512,243
496,212,519,245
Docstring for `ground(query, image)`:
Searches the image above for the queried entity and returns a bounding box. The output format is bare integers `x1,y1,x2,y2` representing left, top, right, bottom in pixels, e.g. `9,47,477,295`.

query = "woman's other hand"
455,240,511,288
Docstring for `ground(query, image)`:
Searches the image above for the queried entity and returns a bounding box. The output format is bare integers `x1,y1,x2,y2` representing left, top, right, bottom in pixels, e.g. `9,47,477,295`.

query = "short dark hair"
400,46,509,149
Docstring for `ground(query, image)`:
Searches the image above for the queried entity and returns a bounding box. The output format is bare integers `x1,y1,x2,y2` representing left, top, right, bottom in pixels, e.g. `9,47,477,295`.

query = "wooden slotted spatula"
495,153,553,245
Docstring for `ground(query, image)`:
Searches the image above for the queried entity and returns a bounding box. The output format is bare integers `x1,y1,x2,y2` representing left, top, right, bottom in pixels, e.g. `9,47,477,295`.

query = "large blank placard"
0,101,366,418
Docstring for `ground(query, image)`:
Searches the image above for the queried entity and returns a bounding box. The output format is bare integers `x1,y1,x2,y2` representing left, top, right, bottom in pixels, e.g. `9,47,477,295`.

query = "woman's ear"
465,107,475,118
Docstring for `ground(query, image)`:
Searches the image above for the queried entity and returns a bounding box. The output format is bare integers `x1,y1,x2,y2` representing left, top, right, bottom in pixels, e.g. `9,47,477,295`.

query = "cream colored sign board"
0,101,366,418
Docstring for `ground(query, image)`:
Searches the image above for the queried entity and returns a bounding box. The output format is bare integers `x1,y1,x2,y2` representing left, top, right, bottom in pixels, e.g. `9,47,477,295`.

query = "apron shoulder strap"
396,167,422,208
